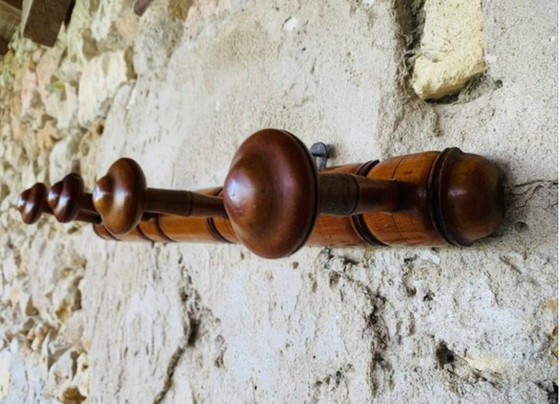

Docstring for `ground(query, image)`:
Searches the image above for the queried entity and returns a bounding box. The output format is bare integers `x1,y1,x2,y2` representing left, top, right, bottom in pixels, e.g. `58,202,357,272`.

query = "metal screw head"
310,142,329,170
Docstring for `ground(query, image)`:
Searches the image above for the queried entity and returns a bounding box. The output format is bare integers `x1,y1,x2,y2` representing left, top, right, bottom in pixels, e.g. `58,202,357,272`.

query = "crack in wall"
319,249,392,397
153,269,226,403
153,341,188,404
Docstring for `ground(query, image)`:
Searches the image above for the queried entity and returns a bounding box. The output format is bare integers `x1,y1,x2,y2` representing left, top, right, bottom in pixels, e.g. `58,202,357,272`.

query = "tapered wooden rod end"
93,158,225,235
92,158,146,235
49,173,99,223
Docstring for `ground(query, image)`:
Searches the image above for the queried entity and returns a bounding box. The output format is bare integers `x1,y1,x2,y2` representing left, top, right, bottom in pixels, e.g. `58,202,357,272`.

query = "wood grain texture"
22,0,73,47
93,158,226,235
0,1,21,40
86,137,504,252
0,37,8,55
308,163,373,246
361,151,446,246
223,129,318,259
359,149,505,247
138,218,172,242
156,187,229,243
429,148,505,246
157,215,223,243
3,0,22,9
48,173,99,223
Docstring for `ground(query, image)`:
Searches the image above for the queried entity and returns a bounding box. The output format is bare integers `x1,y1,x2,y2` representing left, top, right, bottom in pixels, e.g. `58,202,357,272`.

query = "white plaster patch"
0,351,11,399
78,50,135,127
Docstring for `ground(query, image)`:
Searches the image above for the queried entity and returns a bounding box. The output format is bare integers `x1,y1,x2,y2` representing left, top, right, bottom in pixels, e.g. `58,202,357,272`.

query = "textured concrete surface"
0,0,557,402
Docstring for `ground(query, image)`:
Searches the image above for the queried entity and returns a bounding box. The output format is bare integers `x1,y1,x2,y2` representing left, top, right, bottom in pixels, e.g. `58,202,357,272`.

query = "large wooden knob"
430,147,505,246
223,129,401,258
17,183,52,224
93,158,227,235
224,130,318,259
48,173,100,224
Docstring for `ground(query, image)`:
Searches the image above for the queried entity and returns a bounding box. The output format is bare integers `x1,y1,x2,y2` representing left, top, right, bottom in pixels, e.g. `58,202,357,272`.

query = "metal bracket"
310,142,329,170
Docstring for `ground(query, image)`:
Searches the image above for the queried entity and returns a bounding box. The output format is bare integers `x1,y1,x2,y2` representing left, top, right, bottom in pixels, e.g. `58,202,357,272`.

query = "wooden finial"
17,183,52,224
18,181,100,225
93,158,227,235
429,147,505,246
48,173,101,224
223,129,402,258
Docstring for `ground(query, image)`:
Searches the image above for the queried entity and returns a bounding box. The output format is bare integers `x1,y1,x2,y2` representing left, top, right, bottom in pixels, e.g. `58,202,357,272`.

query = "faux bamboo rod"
18,129,506,259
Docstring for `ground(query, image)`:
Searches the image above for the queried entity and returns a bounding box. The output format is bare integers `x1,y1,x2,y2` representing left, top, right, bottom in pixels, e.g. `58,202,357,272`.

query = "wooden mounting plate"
21,0,73,47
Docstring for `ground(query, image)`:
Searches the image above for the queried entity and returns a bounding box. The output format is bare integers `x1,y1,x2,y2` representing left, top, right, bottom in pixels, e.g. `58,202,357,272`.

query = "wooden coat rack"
18,129,506,259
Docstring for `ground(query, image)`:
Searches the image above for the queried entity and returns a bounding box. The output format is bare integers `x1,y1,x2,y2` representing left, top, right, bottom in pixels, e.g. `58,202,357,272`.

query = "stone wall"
0,0,556,402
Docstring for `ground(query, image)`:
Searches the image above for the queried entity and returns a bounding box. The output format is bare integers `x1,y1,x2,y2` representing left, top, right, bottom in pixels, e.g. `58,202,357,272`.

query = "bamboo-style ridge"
18,129,506,259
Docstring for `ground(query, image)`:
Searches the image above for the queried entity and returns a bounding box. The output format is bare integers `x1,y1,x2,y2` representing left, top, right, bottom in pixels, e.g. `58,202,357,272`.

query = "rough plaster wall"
0,0,557,403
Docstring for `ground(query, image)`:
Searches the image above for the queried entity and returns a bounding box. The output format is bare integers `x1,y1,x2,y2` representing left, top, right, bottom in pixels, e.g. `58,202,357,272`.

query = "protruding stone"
411,0,486,100
77,50,136,127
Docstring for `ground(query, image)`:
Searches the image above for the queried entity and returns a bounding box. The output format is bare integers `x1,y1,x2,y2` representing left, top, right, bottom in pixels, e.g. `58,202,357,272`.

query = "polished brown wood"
48,173,100,224
308,163,375,246
361,151,444,246
318,174,400,215
20,130,505,256
22,0,74,47
101,133,504,254
19,180,190,242
18,182,100,224
93,223,151,242
93,158,227,235
156,187,231,243
223,129,402,258
156,216,222,243
358,148,505,247
429,147,505,246
138,217,172,242
18,183,51,224
211,190,239,243
223,129,318,258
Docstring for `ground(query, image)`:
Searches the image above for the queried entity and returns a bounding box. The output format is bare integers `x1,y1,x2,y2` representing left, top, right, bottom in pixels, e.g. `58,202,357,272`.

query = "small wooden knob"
93,158,227,235
223,129,400,258
48,173,99,223
17,183,52,224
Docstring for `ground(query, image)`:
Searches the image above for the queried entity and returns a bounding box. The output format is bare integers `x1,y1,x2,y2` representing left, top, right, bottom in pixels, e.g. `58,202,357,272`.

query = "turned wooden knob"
223,129,400,258
48,173,100,224
93,158,227,235
430,147,505,246
18,181,100,225
17,183,52,224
